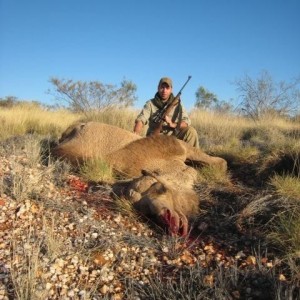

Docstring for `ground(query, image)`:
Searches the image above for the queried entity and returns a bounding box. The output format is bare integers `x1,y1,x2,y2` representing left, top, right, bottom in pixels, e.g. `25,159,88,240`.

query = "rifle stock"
152,97,181,136
152,76,192,136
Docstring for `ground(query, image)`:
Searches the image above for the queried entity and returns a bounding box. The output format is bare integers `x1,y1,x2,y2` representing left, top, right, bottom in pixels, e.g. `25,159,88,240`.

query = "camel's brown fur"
53,121,227,235
53,122,141,165
53,121,227,176
112,170,200,236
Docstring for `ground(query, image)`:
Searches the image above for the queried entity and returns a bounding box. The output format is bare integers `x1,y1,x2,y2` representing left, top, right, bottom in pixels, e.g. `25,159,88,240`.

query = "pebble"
0,144,290,300
100,284,109,294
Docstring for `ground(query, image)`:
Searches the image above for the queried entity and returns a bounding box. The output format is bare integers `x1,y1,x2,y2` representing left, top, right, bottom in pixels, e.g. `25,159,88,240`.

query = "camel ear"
141,169,160,177
128,189,142,203
151,182,167,194
141,169,148,176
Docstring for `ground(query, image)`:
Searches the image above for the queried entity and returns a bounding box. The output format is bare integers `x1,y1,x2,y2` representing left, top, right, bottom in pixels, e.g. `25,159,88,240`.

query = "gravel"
0,142,295,299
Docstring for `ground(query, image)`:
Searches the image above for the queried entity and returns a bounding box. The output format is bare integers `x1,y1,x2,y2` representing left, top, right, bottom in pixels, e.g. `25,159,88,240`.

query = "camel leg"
183,143,227,172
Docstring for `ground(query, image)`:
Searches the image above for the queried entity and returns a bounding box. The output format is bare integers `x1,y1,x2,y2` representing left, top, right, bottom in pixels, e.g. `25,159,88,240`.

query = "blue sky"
1,0,299,110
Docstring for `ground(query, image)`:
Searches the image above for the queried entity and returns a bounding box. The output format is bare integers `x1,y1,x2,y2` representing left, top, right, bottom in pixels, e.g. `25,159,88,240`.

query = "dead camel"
53,121,227,177
53,121,227,235
112,170,200,236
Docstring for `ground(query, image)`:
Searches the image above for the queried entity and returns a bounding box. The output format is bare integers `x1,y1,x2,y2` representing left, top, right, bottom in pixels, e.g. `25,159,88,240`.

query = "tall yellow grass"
190,109,250,149
0,105,82,140
81,107,140,132
0,104,298,143
1,104,300,295
190,109,300,154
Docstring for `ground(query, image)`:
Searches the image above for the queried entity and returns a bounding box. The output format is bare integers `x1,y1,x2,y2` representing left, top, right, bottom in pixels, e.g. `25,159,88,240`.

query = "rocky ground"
0,136,299,299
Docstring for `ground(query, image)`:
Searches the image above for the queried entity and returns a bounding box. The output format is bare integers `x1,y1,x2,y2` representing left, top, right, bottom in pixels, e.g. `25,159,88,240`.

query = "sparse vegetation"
49,77,137,115
270,174,300,201
0,104,82,140
234,70,300,120
0,102,299,299
79,158,114,184
80,107,140,132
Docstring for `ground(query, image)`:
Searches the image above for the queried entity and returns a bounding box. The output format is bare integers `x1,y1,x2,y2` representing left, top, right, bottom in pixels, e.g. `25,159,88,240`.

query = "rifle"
152,75,192,136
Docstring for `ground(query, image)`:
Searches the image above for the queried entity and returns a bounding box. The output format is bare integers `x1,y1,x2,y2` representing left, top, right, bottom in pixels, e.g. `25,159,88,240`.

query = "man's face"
158,83,172,101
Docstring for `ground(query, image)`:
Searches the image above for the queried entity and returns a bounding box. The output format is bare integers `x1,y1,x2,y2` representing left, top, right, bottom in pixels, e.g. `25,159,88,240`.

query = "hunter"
133,77,199,148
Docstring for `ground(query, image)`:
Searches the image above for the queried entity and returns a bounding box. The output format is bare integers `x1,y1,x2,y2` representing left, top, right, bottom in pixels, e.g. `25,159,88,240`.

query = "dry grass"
268,174,300,264
0,104,82,141
268,208,300,257
79,158,114,184
10,218,47,300
190,109,249,149
113,196,138,219
270,174,300,201
215,140,260,165
1,104,300,299
79,107,140,132
190,109,299,159
196,165,231,187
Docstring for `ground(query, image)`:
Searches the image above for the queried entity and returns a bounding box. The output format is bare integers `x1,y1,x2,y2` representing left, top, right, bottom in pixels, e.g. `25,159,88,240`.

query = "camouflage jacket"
135,93,191,136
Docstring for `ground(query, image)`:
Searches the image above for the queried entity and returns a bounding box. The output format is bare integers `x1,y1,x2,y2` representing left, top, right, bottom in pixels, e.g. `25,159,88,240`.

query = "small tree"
214,100,234,114
0,96,18,108
235,70,300,120
195,86,218,109
49,77,137,113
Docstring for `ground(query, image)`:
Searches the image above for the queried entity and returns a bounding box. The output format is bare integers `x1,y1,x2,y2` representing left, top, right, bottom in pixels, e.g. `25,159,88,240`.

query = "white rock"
45,282,52,290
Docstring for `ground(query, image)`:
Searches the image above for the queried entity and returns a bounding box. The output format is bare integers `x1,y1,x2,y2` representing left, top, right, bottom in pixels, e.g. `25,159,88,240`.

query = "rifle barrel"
176,75,192,96
151,76,192,131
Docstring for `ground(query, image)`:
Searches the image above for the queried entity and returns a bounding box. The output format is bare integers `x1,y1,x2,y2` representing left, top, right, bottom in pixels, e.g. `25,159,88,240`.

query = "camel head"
133,180,190,236
55,122,205,236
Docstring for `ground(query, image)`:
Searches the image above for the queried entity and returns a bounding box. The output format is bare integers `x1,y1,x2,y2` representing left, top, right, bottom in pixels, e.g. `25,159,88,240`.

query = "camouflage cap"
158,77,173,88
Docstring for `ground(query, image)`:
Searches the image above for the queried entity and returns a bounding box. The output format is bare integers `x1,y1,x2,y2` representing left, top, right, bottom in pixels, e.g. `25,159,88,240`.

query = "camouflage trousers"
174,126,199,148
147,126,200,148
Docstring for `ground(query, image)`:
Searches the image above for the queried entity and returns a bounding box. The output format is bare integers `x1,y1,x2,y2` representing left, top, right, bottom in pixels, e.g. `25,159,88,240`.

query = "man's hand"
164,115,177,128
179,121,188,129
133,120,143,135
